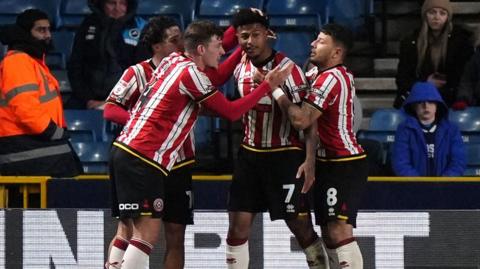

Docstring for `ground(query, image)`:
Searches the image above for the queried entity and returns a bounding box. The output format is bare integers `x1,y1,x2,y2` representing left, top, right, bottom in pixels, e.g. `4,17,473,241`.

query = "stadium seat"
137,0,195,29
357,130,396,144
194,116,212,149
465,143,480,176
460,132,480,144
46,31,75,70
273,31,314,66
71,142,111,174
59,0,91,29
64,109,106,142
265,0,326,28
194,0,264,27
448,107,480,132
368,108,405,131
0,0,62,29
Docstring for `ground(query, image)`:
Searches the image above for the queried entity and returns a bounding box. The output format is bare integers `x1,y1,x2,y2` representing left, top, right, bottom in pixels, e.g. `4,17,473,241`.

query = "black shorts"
163,165,194,225
110,146,166,219
228,147,309,220
313,156,368,227
110,147,194,224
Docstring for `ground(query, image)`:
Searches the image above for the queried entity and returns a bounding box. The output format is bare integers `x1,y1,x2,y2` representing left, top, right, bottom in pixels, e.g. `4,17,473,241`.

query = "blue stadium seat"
0,0,62,29
265,0,326,28
47,31,75,70
357,130,396,144
273,31,314,66
59,0,91,29
194,0,264,27
465,143,480,176
71,142,111,174
64,109,106,142
460,132,480,144
448,107,480,132
194,116,212,149
369,108,405,131
137,0,195,29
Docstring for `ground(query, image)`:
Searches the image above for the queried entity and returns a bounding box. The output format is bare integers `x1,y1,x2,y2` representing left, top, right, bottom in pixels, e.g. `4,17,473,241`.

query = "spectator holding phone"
394,0,473,108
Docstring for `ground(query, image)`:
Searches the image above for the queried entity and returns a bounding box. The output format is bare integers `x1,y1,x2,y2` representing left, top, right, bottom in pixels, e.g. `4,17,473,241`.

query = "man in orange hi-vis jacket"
0,9,82,177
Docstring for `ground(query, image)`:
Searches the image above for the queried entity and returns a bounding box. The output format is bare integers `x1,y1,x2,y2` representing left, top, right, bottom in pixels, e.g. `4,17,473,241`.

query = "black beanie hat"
16,9,49,32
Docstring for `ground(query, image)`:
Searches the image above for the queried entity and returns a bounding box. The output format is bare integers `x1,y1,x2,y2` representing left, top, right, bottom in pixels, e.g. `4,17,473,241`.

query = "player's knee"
165,223,186,249
285,218,318,248
116,219,133,239
325,221,353,245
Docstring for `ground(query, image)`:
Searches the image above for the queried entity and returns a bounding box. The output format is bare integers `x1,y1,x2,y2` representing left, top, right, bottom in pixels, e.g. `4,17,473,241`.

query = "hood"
0,24,50,59
402,82,448,119
89,0,138,21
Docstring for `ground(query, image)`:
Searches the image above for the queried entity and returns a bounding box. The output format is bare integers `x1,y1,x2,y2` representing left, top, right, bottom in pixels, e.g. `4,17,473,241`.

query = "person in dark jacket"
394,0,473,108
452,48,480,109
0,9,82,177
392,82,466,176
66,0,146,109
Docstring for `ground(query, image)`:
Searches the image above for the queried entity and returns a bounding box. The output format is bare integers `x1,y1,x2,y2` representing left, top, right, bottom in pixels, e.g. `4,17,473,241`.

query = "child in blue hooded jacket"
392,82,466,176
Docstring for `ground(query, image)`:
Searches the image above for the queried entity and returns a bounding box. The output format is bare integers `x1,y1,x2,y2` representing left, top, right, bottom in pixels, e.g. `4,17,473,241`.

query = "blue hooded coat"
392,82,466,176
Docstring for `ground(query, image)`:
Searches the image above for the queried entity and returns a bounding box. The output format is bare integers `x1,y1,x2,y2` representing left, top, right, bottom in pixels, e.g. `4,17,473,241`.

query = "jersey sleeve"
281,59,309,103
179,66,218,102
304,72,339,112
106,65,140,108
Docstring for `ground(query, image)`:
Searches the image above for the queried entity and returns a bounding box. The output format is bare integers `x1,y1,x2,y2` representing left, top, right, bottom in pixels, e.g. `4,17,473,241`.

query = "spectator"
0,9,82,177
67,0,146,109
452,48,480,110
394,0,473,108
392,82,466,176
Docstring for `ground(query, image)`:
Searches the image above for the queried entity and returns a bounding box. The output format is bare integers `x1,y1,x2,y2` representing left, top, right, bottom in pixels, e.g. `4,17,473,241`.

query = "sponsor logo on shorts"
153,198,164,212
328,207,335,216
286,204,295,213
119,203,139,210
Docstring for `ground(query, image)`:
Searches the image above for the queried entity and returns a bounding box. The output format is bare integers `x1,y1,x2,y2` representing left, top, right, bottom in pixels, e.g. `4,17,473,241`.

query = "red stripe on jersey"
234,51,308,149
116,54,212,171
305,65,364,158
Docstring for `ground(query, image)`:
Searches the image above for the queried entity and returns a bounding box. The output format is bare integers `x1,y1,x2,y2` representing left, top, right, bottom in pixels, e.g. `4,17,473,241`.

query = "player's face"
104,0,128,19
309,32,335,67
236,23,270,60
415,101,437,123
426,7,448,31
202,35,225,69
30,19,51,44
156,25,183,56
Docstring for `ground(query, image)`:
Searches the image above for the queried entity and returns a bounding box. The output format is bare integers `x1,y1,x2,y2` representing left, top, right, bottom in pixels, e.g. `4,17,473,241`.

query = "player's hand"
253,68,266,85
296,160,315,193
265,62,294,89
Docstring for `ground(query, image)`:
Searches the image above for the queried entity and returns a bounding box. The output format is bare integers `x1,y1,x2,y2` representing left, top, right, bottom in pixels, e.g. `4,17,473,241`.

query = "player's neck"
184,51,205,70
250,47,273,67
318,59,343,72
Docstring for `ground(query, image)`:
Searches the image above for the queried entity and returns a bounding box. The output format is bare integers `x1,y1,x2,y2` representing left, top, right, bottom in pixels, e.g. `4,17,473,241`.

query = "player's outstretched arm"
202,62,294,121
297,121,318,193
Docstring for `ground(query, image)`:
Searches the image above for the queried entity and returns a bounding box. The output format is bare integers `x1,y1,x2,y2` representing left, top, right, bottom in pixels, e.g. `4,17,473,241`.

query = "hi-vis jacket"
0,50,64,136
0,50,81,177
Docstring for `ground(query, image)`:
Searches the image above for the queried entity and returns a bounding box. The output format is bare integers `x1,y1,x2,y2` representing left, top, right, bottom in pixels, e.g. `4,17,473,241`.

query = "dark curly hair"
320,23,354,54
140,16,179,53
231,8,269,29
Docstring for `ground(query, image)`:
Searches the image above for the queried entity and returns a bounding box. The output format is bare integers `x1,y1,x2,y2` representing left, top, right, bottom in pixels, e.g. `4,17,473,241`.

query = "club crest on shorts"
153,198,164,212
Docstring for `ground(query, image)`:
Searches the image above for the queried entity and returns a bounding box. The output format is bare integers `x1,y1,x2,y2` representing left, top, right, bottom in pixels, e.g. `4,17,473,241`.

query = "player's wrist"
272,88,285,100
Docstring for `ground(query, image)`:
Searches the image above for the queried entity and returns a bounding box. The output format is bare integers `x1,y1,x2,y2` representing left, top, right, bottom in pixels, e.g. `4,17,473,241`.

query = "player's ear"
196,44,206,56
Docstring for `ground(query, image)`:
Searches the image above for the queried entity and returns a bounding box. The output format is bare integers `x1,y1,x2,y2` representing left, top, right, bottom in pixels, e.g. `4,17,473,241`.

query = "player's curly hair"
231,8,269,29
140,16,179,52
183,20,223,52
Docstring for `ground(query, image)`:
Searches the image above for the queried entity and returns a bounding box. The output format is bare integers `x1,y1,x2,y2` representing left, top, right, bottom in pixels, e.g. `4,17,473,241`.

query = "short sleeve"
304,72,338,112
179,66,218,102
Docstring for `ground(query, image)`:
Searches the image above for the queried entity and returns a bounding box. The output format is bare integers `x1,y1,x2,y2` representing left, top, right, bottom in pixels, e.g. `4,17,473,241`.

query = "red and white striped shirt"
304,65,364,159
114,53,205,172
106,59,155,110
234,51,308,150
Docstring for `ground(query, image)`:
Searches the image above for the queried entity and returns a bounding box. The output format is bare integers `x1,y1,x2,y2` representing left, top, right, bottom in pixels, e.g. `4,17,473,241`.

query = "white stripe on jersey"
155,101,195,168
123,59,191,145
314,74,336,108
331,68,357,154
